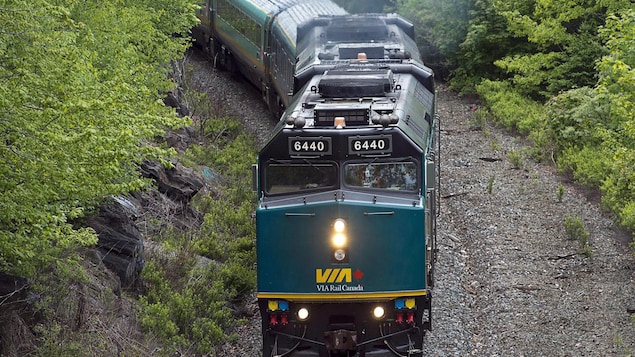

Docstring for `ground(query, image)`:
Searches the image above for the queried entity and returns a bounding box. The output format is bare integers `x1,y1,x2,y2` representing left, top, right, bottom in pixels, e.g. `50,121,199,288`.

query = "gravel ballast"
187,50,635,357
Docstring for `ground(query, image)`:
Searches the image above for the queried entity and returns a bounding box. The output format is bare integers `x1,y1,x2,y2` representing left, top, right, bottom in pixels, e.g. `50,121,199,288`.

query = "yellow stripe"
257,290,427,301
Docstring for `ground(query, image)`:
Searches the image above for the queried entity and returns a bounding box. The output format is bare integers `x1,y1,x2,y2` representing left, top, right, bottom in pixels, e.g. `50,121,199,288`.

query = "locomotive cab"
256,56,437,357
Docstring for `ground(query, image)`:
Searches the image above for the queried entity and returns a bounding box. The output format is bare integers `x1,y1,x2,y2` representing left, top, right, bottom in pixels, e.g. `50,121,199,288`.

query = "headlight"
332,218,347,248
373,306,385,319
297,307,309,321
333,218,346,233
332,233,347,248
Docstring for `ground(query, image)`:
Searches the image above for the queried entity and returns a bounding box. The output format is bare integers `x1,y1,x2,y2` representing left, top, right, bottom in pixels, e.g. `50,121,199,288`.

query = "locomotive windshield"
265,161,337,194
264,159,419,195
344,160,418,191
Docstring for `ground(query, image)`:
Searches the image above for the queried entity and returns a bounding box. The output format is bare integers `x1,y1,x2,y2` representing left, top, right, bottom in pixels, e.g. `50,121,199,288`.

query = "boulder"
140,160,205,203
87,159,207,291
86,197,145,291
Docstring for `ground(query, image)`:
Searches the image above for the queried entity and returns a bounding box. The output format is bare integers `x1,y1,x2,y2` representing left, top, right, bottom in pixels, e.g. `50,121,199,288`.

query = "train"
192,1,439,356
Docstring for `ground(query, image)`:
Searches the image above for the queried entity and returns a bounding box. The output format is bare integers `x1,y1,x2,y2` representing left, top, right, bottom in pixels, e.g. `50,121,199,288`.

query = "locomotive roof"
264,60,435,153
295,14,421,74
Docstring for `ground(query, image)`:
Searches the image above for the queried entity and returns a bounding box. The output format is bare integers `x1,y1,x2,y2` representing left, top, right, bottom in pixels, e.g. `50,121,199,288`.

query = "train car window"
265,162,337,194
216,0,261,47
344,160,418,191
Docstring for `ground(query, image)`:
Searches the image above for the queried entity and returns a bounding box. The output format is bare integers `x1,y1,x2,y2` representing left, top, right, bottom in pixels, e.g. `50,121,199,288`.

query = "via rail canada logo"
315,268,364,292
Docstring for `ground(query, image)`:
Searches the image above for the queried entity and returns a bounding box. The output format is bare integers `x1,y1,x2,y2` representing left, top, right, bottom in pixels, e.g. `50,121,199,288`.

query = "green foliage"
0,0,198,276
601,148,635,229
141,187,256,354
140,215,254,355
182,85,257,181
557,183,565,203
564,214,592,257
397,0,473,76
545,87,612,149
594,10,635,233
476,80,546,135
141,86,257,354
507,148,523,169
558,146,613,187
565,214,587,241
487,176,494,194
140,260,233,355
452,0,534,92
491,0,609,100
551,10,635,234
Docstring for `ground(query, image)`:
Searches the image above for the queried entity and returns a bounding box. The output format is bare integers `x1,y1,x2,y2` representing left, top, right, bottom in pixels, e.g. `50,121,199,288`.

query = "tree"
0,0,199,276
490,0,623,100
397,0,474,77
453,0,533,92
594,10,635,231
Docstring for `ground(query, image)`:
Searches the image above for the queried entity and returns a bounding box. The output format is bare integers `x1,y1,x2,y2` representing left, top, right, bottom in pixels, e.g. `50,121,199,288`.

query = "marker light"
280,303,289,312
334,117,346,128
297,308,310,321
268,300,279,311
373,306,385,319
406,312,415,324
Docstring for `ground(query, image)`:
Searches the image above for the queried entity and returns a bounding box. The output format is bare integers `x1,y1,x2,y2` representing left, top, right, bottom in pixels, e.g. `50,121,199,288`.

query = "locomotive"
192,1,438,356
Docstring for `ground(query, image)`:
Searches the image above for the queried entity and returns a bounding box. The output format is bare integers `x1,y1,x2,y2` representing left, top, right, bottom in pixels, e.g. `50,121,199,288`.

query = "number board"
348,135,392,155
289,137,332,156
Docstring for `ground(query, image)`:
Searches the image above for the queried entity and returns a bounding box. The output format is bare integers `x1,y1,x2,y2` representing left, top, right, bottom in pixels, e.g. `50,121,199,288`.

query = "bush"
476,79,546,135
564,214,591,257
545,87,611,149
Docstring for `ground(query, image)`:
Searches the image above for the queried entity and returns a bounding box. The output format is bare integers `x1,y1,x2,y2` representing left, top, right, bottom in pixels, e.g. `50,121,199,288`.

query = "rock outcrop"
86,159,206,291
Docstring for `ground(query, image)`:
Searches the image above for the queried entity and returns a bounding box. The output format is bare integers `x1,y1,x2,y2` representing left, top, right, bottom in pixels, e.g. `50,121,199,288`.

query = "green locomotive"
193,1,438,356
255,56,438,356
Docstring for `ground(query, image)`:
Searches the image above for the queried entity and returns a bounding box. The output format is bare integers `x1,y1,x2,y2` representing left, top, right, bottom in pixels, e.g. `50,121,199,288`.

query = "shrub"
557,184,564,203
564,214,592,257
476,79,546,135
507,148,523,169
